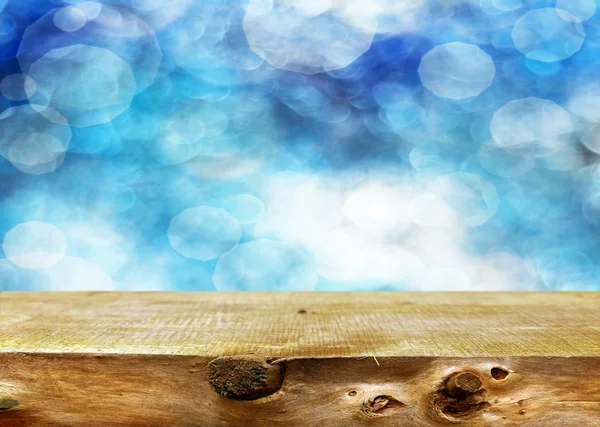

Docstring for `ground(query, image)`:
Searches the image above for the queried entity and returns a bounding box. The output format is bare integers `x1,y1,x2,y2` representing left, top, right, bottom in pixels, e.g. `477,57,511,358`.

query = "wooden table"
1,292,599,426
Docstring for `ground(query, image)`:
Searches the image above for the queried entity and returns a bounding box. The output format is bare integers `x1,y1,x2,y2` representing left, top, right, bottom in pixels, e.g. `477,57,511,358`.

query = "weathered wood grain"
1,292,599,357
0,292,599,426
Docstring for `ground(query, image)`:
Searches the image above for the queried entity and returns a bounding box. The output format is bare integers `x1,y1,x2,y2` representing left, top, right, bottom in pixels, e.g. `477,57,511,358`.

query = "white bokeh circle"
243,0,376,74
418,42,496,100
512,8,585,62
3,221,68,269
490,97,573,158
0,104,72,174
168,206,241,261
17,3,162,121
53,5,87,32
28,45,137,127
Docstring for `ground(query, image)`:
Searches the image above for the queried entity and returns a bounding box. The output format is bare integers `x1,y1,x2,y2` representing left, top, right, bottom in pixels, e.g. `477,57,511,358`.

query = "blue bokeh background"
1,0,600,291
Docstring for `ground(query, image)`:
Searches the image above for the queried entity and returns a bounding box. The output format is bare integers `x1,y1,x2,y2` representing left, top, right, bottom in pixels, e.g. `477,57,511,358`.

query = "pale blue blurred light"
524,58,562,76
53,5,86,32
2,221,67,269
0,74,36,101
492,0,522,12
70,122,122,155
243,0,375,74
478,143,535,177
0,104,71,174
0,261,20,290
556,0,597,21
28,45,137,127
0,0,599,291
168,206,241,261
423,172,499,228
223,194,265,225
418,42,496,100
490,97,573,158
17,3,162,92
213,239,318,290
385,100,426,132
512,8,585,62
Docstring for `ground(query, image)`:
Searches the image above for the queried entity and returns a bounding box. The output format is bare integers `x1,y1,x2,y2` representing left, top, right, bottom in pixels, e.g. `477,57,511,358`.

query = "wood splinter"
208,356,284,400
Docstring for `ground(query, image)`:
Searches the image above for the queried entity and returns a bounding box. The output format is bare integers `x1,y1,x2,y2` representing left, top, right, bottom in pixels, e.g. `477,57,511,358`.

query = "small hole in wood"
348,390,357,396
491,367,509,380
297,309,307,314
0,398,19,410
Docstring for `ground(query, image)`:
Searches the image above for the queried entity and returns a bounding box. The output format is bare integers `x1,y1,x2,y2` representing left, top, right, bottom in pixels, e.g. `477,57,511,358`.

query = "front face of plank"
1,293,599,424
1,354,599,426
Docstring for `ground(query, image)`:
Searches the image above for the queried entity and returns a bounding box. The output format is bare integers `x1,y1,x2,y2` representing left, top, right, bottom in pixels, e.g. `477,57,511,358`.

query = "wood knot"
429,372,489,420
362,395,405,416
208,357,284,400
446,372,482,399
0,398,19,410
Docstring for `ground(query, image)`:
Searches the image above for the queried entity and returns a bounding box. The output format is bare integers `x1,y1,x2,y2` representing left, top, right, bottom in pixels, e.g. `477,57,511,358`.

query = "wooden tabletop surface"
1,292,599,357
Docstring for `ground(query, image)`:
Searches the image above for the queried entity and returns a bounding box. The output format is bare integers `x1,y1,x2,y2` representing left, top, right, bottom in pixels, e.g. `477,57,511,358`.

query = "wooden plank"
1,292,599,426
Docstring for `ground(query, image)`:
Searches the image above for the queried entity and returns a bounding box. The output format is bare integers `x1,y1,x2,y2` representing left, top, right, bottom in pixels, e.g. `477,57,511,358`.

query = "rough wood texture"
1,292,599,426
2,292,599,357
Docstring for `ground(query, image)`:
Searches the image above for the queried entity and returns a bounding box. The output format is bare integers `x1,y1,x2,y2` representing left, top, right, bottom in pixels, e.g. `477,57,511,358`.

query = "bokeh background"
1,0,600,291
